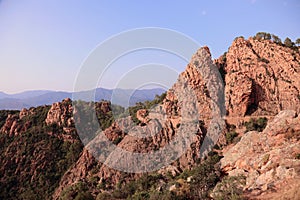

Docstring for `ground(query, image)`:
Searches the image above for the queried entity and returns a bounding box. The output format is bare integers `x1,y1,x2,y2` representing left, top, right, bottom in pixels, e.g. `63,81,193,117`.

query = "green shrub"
126,92,166,125
244,117,268,132
213,175,246,200
284,37,294,48
128,103,146,125
96,192,112,200
131,191,150,200
296,38,300,46
254,32,271,40
226,131,238,144
188,154,222,199
60,181,93,200
144,92,166,110
271,34,282,44
74,191,94,200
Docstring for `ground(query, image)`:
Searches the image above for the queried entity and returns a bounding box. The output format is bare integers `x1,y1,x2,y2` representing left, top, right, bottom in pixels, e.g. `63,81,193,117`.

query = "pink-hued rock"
219,110,300,197
215,37,300,116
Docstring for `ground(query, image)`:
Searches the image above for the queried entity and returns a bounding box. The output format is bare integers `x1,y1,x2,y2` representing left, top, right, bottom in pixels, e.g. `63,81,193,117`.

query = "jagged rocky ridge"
0,36,299,199
53,37,300,199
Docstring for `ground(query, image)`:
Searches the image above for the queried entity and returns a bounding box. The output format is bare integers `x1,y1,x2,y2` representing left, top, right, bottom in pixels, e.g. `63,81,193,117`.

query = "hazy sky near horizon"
0,0,299,94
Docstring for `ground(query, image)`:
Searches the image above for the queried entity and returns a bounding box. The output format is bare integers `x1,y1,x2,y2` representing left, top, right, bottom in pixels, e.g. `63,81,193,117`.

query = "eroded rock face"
219,110,300,197
53,47,225,199
0,114,20,136
216,37,300,116
52,149,98,199
19,108,34,119
136,109,149,124
0,108,35,136
53,38,300,199
225,74,253,116
46,98,73,127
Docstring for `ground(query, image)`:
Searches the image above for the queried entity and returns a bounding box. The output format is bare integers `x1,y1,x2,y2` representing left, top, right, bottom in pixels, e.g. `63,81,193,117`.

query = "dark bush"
296,38,300,46
213,175,246,200
284,37,294,48
226,131,238,144
271,34,282,44
244,117,268,132
254,32,271,40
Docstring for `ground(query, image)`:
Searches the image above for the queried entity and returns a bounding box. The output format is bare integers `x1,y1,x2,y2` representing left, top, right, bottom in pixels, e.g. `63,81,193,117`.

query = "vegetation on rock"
243,117,268,132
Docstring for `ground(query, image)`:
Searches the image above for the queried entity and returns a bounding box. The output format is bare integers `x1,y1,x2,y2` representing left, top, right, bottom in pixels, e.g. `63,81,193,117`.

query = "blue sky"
0,0,299,94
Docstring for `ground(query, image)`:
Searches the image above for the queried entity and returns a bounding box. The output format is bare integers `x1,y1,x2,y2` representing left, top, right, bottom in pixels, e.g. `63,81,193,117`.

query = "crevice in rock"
245,81,264,116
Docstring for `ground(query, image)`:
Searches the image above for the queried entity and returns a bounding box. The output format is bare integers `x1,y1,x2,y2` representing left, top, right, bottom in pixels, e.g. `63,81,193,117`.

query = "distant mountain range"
0,88,165,110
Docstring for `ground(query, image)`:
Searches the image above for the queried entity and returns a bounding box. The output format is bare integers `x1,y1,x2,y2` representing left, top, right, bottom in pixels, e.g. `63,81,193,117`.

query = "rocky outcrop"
46,98,73,127
0,98,79,139
52,149,98,199
0,107,40,136
136,109,149,124
215,37,300,117
52,47,226,199
0,103,84,200
19,108,34,119
218,110,300,198
45,98,79,142
0,114,21,136
51,38,300,199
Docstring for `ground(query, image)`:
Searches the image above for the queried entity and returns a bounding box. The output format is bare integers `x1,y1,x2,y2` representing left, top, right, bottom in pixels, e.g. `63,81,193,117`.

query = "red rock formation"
0,36,293,199
46,98,73,127
215,37,300,116
218,110,300,198
53,47,225,199
0,114,20,136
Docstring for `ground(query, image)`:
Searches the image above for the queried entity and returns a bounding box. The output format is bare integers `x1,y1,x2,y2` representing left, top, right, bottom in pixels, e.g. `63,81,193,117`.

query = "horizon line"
0,87,167,95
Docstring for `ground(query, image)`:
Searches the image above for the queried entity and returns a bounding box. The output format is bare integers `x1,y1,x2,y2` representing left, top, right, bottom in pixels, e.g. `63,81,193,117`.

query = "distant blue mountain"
0,90,52,100
9,90,53,99
0,92,9,99
0,88,165,110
